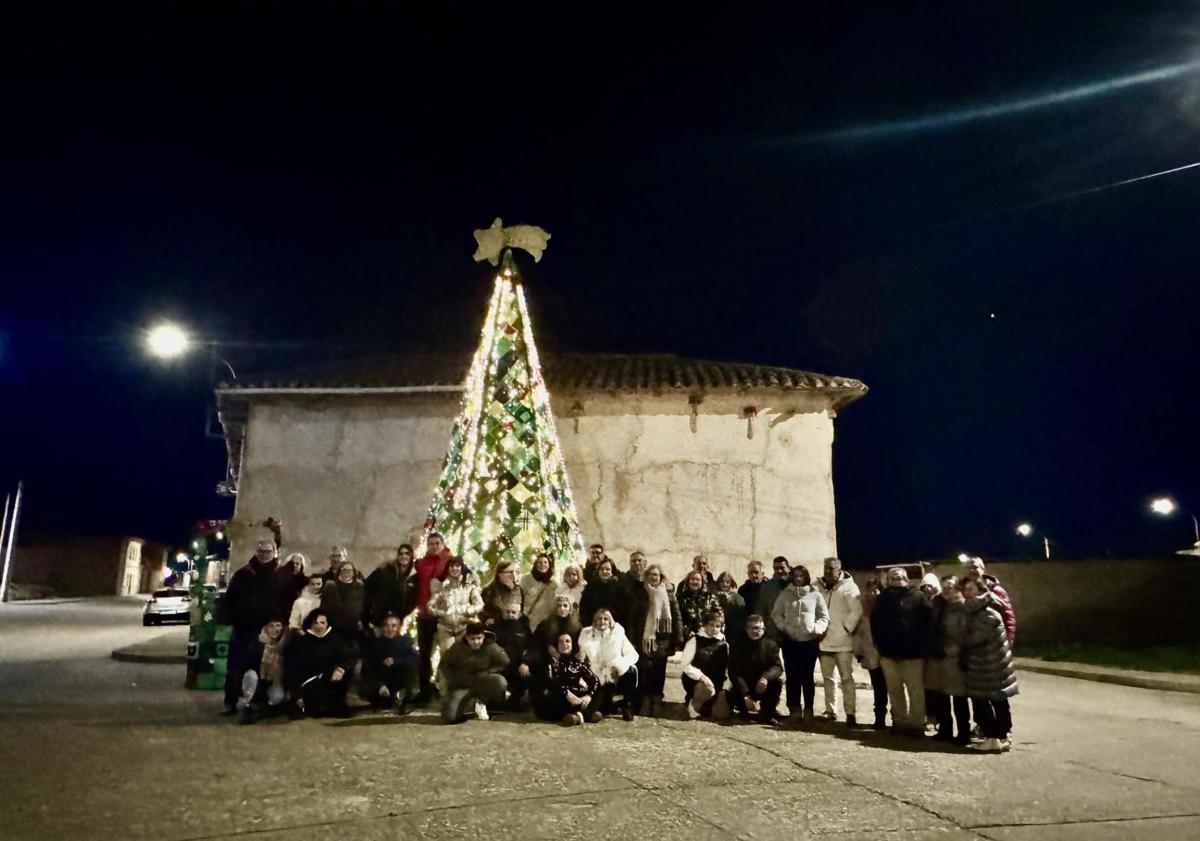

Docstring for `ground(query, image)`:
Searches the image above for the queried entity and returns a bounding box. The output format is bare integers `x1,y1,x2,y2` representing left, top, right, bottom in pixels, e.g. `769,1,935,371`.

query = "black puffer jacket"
320,580,365,636
869,585,933,660
728,635,783,695
961,598,1019,700
363,563,418,627
579,576,626,627
285,629,357,688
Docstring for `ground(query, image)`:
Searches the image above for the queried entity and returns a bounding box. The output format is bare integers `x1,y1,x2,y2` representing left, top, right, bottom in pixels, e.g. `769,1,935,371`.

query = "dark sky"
2,5,1198,560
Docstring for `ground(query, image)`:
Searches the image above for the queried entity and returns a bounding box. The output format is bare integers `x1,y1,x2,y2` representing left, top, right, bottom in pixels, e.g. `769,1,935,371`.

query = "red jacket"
985,575,1017,644
414,549,452,617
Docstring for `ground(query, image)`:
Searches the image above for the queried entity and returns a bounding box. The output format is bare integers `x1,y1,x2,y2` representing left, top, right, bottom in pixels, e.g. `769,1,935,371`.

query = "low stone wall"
850,559,1199,648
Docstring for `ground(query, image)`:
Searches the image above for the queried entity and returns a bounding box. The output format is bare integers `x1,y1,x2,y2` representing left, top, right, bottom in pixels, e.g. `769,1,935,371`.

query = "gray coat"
961,598,1019,701
924,598,967,696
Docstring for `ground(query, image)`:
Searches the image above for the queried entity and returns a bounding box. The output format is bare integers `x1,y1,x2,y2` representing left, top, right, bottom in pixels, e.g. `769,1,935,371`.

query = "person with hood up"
814,556,863,726
276,552,308,622
439,621,509,723
538,631,600,726
362,613,418,713
961,577,1019,752
492,601,533,710
286,609,358,718
753,556,793,643
520,553,558,631
236,618,289,725
413,532,452,703
579,559,625,627
428,556,484,658
320,561,365,644
363,544,418,630
624,563,679,717
728,613,784,724
577,608,639,721
556,564,586,619
480,560,524,626
771,564,830,727
678,570,722,639
679,609,732,720
925,575,970,745
220,535,284,715
869,567,934,737
853,577,889,730
288,573,324,635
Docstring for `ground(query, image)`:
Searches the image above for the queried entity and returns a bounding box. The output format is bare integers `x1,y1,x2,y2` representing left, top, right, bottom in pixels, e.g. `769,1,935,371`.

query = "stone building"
216,353,866,583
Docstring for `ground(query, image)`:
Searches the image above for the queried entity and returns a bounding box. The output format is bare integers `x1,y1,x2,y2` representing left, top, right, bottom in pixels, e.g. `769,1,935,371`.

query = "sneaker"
473,701,489,721
803,708,815,725
845,715,858,728
999,738,1012,752
686,702,701,720
588,711,604,724
219,705,238,717
872,718,886,731
969,738,1003,752
821,711,838,721
561,714,579,727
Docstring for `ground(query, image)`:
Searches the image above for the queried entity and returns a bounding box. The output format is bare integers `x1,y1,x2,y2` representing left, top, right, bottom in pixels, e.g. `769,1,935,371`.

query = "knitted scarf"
258,628,285,684
642,582,672,652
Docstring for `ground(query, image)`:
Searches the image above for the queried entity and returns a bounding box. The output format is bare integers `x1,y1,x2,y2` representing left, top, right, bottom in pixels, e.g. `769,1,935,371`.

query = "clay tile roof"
219,352,867,400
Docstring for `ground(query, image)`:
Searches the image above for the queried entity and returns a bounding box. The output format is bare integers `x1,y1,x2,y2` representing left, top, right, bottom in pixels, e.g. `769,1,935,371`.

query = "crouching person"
492,602,533,711
680,609,732,721
577,608,639,721
728,614,783,724
363,613,418,714
286,609,358,718
440,621,509,724
538,632,601,726
237,619,289,724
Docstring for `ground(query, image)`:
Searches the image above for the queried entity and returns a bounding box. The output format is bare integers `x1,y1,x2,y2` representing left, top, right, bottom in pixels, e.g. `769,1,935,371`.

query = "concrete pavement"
2,598,1199,841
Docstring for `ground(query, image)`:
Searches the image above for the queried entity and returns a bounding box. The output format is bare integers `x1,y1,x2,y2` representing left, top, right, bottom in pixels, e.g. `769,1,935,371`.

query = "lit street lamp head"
1016,522,1034,537
146,323,191,359
1150,497,1177,516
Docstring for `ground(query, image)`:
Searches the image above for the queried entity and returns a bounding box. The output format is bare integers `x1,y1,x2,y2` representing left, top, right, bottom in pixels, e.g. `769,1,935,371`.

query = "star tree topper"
472,217,551,265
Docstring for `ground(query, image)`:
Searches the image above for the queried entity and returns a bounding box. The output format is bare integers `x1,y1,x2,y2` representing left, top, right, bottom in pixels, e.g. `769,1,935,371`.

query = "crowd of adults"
218,525,1019,752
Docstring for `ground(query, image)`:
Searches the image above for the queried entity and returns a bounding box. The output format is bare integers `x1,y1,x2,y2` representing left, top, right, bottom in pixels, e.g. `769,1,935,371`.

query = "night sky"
2,5,1198,561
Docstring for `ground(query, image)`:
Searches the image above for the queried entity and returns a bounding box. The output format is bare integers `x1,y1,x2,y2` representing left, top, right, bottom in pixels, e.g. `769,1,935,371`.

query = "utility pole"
0,482,24,603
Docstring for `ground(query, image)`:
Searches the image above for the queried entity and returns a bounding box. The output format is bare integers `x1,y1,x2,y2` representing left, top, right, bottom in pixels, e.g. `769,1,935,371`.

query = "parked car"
143,588,191,625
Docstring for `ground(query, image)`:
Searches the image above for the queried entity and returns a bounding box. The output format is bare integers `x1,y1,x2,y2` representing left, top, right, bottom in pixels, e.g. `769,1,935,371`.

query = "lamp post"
144,322,237,381
1149,496,1200,546
1015,522,1051,560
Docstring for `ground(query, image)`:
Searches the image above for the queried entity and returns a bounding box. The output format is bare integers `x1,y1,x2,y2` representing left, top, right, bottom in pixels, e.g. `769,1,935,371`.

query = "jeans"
819,650,856,716
441,673,508,723
929,691,970,738
879,657,925,731
636,650,669,703
417,617,438,696
868,666,889,724
240,670,287,709
780,638,820,714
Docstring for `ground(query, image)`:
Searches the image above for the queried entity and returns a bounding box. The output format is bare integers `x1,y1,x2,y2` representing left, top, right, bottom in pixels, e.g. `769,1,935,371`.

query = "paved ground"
1,599,1199,841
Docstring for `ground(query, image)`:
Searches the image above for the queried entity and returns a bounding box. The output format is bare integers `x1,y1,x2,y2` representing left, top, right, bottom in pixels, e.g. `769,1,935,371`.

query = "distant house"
216,352,867,583
11,535,168,597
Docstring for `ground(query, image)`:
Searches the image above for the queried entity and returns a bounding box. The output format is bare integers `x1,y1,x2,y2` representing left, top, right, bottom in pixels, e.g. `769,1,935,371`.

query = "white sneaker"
686,701,700,720
474,701,489,721
999,738,1012,752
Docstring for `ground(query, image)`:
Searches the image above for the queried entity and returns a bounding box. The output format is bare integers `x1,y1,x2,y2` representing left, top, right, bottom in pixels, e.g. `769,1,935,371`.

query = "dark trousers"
501,667,527,708
417,616,438,695
929,691,970,738
728,678,783,722
868,666,888,724
536,690,588,721
780,638,819,713
222,626,257,708
367,662,416,706
441,673,508,723
972,696,1013,739
301,675,350,717
636,650,669,703
592,666,638,714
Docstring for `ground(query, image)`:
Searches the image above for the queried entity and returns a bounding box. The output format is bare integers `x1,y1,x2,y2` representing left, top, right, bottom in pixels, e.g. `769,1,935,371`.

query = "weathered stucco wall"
229,391,840,584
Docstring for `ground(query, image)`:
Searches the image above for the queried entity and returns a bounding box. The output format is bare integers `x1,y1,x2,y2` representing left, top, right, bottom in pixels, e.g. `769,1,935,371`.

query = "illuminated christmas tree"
422,227,585,579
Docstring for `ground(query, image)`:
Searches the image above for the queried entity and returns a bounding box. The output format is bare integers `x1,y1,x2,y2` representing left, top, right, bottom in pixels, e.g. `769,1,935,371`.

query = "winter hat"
921,573,941,592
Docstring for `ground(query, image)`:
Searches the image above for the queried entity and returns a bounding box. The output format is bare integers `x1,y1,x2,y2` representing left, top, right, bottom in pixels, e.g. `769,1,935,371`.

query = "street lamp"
1015,522,1051,559
1149,496,1200,545
143,321,237,380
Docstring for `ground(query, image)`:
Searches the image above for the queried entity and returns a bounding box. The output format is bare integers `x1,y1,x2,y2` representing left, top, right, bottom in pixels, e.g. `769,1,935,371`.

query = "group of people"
218,528,1018,751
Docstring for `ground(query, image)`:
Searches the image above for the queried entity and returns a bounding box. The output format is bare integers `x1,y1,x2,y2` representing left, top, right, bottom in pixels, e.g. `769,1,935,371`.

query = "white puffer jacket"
577,622,638,686
428,573,483,635
814,572,863,653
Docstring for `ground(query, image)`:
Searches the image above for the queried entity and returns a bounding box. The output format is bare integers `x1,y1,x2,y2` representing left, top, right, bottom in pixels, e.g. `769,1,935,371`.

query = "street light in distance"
1015,521,1051,559
146,322,191,359
1149,496,1200,548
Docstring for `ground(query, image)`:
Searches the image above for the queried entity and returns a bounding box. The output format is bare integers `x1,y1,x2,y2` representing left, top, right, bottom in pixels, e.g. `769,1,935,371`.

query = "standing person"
626,551,647,584
728,614,784,724
925,576,970,745
678,570,722,639
276,553,308,623
771,564,830,727
362,613,418,713
427,557,484,658
961,577,1018,752
854,577,889,730
439,622,509,724
583,543,622,583
869,567,933,737
814,556,863,726
492,602,533,710
286,609,358,718
679,609,732,721
288,573,324,634
413,532,452,703
220,537,283,716
320,561,365,644
480,560,524,626
961,558,1017,645
520,553,558,632
322,546,349,583
754,556,793,643
625,563,677,717
556,564,586,619
691,554,717,590
538,632,600,726
738,561,766,613
579,559,625,627
363,544,418,631
714,572,748,646
577,609,639,721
